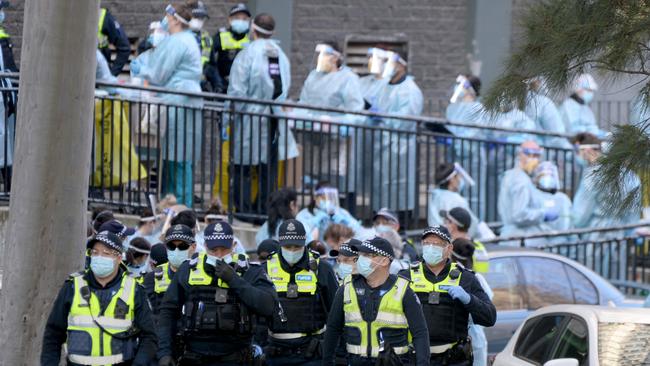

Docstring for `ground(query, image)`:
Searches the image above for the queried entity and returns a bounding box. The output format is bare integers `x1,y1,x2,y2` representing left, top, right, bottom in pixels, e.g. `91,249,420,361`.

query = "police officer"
206,3,251,93
187,1,214,92
399,226,496,366
157,221,276,366
263,219,338,366
330,239,360,283
441,207,490,273
97,7,130,75
41,231,157,365
322,237,430,365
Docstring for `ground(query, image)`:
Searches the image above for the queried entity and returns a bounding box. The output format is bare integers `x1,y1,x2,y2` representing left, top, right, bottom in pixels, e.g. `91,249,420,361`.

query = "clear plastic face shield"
315,187,340,214
439,163,476,188
450,74,475,104
165,4,190,26
520,146,544,174
533,161,560,192
381,51,406,79
148,21,167,47
314,44,341,73
367,47,387,75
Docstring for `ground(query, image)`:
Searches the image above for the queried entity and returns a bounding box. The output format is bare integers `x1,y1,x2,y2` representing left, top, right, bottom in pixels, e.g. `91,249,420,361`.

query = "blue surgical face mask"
356,255,377,278
167,248,189,268
581,90,594,104
127,262,148,275
318,200,336,214
230,19,250,34
206,253,233,267
422,245,445,266
281,247,304,266
90,256,116,278
336,262,354,279
0,11,6,24
160,16,169,32
375,224,394,234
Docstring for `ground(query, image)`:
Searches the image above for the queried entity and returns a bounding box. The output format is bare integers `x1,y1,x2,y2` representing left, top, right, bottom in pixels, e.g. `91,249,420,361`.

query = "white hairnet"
573,73,598,91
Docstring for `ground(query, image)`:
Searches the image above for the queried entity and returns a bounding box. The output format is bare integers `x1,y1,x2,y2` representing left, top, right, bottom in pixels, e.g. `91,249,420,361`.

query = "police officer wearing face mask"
41,231,157,366
323,237,430,366
330,239,360,283
157,221,276,366
263,219,338,366
398,226,496,366
206,3,251,93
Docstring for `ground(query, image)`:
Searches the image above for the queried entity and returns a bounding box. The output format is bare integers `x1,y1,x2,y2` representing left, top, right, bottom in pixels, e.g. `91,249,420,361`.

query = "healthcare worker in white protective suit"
560,73,607,137
533,161,575,247
296,184,360,241
130,3,203,207
368,49,423,212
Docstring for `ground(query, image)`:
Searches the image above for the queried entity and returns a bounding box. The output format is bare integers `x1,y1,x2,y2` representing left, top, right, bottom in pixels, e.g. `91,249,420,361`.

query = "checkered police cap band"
165,233,194,243
362,240,394,260
205,233,234,241
95,232,121,252
279,234,306,242
422,226,451,243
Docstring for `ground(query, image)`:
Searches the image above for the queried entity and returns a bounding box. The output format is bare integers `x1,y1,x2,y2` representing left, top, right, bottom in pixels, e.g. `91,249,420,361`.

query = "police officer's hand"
213,259,236,283
446,285,471,305
158,355,176,366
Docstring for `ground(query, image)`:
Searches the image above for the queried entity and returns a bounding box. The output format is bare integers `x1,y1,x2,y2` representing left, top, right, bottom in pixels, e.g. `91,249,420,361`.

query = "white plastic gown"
358,74,387,107
470,272,493,366
538,190,575,245
370,76,423,211
133,30,203,162
296,206,360,241
498,167,547,246
427,188,479,238
492,109,539,144
525,92,572,149
446,101,490,218
228,39,297,165
560,97,605,137
296,67,365,192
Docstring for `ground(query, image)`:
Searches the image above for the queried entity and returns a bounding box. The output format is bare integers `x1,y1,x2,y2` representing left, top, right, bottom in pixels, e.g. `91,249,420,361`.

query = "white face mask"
189,18,205,31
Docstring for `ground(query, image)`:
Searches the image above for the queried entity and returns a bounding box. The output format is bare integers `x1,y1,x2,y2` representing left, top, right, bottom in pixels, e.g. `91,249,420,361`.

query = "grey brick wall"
289,0,470,108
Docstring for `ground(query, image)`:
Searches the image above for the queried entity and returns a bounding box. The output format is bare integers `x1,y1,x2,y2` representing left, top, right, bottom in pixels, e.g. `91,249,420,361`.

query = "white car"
493,305,650,366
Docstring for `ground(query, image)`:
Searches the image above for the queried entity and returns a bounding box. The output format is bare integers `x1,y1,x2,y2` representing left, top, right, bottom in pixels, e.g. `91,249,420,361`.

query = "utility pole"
0,0,99,364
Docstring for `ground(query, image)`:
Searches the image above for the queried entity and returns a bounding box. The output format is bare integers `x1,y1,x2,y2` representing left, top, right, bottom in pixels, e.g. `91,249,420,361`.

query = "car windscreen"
598,322,650,364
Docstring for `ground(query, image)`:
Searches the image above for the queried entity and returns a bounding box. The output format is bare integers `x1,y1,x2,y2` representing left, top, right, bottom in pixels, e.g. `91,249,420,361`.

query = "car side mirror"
543,359,579,366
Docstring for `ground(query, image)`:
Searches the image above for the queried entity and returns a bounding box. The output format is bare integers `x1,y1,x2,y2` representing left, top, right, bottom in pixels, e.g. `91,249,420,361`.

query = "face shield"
450,75,475,104
381,51,406,79
314,44,341,73
367,47,387,75
165,4,190,26
315,187,340,214
533,161,560,192
438,163,476,188
520,146,543,174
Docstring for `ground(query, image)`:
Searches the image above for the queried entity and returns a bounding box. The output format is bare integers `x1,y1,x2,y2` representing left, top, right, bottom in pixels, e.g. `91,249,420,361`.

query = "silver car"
483,245,644,354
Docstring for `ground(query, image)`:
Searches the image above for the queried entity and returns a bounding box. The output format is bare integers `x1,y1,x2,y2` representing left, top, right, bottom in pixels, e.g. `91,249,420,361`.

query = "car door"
548,316,589,365
484,257,529,353
511,314,570,365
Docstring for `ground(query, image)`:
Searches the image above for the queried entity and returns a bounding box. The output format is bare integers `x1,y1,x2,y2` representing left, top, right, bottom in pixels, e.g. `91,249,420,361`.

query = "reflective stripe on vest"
473,241,490,273
189,253,247,288
343,276,410,358
154,263,172,293
409,262,462,293
266,253,318,294
200,30,213,65
66,272,136,365
219,30,249,51
0,28,9,39
267,327,325,340
97,8,108,49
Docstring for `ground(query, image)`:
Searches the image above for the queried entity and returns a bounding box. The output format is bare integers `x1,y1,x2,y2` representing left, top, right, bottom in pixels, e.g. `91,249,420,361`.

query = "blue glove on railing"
443,285,471,305
544,208,559,222
130,59,142,76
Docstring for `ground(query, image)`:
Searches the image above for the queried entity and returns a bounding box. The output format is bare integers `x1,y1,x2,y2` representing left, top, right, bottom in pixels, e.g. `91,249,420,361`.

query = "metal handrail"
482,222,649,244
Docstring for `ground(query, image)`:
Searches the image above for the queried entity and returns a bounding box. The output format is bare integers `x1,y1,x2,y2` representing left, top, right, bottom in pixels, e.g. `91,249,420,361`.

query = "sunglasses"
166,242,191,251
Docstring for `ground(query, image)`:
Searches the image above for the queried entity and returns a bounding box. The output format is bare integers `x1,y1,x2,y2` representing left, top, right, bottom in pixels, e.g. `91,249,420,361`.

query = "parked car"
483,245,644,354
493,304,650,366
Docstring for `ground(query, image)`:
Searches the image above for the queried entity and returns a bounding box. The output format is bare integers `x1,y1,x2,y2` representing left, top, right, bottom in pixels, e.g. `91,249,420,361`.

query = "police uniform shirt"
398,260,496,328
41,268,158,366
206,28,249,92
156,255,277,358
143,264,176,313
322,274,431,366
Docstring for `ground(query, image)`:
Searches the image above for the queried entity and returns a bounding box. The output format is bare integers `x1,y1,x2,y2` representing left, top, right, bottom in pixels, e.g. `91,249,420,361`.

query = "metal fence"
0,78,581,228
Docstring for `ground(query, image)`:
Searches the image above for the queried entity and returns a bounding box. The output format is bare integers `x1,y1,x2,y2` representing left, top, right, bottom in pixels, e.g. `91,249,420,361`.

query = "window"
519,257,574,309
564,264,598,305
485,257,525,311
552,317,589,365
514,315,567,364
343,35,409,76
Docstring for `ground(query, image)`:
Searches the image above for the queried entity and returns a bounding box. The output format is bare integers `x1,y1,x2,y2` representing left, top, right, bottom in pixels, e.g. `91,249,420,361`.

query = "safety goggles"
165,4,190,25
166,241,191,251
521,147,543,157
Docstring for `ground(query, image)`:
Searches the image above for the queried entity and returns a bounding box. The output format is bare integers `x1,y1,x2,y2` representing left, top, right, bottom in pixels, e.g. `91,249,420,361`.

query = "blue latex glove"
130,59,142,75
312,210,330,227
544,208,559,222
444,285,471,305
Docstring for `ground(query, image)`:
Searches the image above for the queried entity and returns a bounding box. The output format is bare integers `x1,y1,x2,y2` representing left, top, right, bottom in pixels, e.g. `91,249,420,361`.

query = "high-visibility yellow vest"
188,253,249,288
0,28,9,39
343,276,410,358
97,8,108,49
265,252,318,294
409,262,462,293
219,29,249,51
473,240,490,273
200,30,213,65
154,263,172,294
66,272,136,366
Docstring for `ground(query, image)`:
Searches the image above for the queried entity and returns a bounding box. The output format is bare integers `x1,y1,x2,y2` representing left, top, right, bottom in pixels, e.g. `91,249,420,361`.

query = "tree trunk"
0,0,99,364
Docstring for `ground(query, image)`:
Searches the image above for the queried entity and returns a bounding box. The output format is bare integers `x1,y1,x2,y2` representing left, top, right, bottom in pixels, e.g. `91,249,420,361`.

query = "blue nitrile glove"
130,59,142,75
312,210,330,227
544,208,559,222
444,285,471,305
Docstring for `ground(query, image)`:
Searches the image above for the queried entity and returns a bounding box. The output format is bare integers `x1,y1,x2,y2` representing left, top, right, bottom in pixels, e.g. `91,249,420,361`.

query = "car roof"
530,305,650,324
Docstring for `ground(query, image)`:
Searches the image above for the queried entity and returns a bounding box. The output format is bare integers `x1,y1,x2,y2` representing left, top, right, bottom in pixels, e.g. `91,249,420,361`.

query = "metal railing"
0,76,582,228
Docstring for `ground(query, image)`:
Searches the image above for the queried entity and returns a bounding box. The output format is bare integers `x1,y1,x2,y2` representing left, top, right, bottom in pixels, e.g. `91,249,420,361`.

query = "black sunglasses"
166,242,191,251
